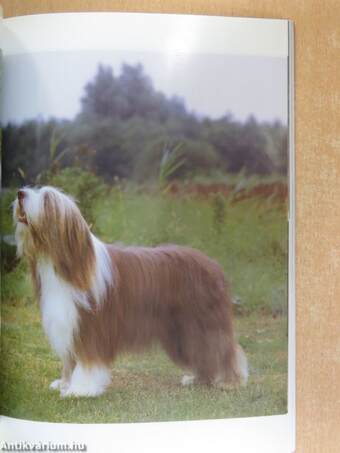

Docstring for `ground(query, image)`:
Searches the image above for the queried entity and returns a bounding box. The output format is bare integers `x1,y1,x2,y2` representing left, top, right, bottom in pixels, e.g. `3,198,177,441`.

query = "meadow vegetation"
0,171,288,422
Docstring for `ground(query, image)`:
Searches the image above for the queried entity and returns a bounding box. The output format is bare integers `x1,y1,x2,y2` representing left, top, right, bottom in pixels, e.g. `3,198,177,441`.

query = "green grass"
0,189,288,422
0,301,287,422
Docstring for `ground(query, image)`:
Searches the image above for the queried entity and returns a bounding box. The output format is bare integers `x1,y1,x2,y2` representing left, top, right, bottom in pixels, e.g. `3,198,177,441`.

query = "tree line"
2,63,288,187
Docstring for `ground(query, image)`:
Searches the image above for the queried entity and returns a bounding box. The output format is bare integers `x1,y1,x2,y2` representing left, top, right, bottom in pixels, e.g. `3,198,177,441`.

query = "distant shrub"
133,137,221,185
211,192,226,234
2,261,33,305
1,188,18,272
2,236,18,273
1,188,17,233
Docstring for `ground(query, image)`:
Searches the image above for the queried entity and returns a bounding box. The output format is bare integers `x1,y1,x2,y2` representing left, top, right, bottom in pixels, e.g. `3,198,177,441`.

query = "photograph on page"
0,13,292,432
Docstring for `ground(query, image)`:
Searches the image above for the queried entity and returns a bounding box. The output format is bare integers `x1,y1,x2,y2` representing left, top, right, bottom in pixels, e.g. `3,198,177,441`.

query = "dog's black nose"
18,190,25,200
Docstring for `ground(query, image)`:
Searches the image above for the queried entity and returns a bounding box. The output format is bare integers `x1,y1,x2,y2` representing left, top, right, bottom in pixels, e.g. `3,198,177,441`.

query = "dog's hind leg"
180,328,247,388
213,344,249,389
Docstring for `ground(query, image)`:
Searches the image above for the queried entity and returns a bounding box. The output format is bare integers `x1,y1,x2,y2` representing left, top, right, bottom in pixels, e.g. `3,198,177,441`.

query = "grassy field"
0,188,288,422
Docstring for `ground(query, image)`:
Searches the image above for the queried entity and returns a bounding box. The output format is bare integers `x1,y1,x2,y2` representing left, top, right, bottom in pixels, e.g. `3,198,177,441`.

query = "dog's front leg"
50,355,76,392
60,362,111,398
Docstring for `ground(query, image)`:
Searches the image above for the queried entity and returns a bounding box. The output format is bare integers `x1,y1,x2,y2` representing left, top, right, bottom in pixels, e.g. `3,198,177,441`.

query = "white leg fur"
61,363,111,398
181,374,197,386
38,260,81,358
236,345,249,385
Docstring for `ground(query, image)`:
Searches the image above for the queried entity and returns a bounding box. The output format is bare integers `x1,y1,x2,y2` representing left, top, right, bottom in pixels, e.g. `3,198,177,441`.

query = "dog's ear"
40,190,96,291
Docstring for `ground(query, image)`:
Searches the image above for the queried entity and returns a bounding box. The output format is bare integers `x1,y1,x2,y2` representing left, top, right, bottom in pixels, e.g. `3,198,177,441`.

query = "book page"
0,12,294,453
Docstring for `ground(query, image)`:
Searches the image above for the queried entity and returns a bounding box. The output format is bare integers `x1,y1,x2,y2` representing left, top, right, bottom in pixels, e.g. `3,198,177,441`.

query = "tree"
2,62,288,187
80,64,123,119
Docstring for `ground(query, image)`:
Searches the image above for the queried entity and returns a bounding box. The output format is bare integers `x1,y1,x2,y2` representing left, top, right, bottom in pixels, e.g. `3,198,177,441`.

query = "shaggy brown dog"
14,186,248,397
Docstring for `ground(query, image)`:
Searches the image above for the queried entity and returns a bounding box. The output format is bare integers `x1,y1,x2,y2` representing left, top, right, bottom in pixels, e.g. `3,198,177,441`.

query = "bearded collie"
13,186,248,397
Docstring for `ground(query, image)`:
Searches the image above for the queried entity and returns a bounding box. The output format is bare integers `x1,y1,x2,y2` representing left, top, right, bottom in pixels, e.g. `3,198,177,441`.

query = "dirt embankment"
167,181,288,204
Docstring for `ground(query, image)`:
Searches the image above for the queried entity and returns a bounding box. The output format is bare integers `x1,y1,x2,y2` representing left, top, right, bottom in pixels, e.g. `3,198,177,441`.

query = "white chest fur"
38,260,79,359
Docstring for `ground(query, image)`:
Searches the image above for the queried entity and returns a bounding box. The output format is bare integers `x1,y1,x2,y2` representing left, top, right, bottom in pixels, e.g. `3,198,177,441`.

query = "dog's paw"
50,379,70,393
50,379,63,390
59,364,111,397
60,386,105,398
181,374,196,387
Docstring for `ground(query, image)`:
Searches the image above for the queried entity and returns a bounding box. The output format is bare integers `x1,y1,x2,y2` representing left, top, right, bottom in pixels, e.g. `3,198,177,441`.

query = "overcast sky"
1,50,287,125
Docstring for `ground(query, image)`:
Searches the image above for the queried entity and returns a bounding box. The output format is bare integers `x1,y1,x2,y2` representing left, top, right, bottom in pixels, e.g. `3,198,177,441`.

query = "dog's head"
13,186,95,290
13,186,73,228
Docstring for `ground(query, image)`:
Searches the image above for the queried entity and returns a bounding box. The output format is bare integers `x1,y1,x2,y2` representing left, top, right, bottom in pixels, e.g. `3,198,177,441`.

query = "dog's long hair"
13,186,248,397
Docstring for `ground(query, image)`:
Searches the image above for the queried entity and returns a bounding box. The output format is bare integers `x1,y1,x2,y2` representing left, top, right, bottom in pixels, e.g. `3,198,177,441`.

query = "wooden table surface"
2,1,340,452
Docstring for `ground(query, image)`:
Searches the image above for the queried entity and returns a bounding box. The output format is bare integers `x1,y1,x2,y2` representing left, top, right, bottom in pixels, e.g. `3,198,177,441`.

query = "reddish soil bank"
167,181,288,204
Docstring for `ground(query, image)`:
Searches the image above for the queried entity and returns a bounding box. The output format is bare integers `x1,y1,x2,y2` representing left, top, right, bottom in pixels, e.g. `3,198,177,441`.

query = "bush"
1,189,18,272
133,138,220,184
